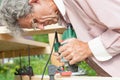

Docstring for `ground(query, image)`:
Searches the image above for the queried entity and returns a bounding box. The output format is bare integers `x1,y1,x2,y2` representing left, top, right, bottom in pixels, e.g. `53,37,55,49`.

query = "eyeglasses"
30,1,59,30
31,18,38,30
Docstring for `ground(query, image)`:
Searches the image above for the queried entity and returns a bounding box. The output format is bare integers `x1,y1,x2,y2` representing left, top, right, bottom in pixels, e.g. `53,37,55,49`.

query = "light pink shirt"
54,0,120,77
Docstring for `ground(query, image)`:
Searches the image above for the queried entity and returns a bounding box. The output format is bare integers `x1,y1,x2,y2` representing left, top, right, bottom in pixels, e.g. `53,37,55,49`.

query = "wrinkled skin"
18,0,59,29
18,0,92,65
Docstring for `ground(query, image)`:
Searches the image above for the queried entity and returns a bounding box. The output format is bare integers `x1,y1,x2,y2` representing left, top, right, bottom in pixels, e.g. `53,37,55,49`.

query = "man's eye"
33,19,38,23
31,18,38,29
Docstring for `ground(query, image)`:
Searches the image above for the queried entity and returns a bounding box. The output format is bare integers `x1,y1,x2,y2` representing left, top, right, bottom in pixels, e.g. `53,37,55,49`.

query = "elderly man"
0,0,120,77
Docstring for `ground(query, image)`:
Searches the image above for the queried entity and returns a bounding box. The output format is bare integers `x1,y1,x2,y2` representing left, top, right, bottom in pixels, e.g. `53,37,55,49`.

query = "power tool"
53,23,86,76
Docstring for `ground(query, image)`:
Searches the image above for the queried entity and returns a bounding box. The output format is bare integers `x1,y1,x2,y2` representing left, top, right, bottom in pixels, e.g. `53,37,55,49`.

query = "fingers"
57,38,88,65
60,49,71,58
64,53,73,61
58,39,73,62
53,52,60,59
58,39,71,54
69,57,78,65
53,52,59,56
53,52,61,63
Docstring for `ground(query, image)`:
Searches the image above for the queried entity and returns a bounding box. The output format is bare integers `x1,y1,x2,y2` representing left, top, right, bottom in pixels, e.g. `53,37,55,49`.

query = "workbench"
0,24,65,58
15,75,120,80
1,24,119,80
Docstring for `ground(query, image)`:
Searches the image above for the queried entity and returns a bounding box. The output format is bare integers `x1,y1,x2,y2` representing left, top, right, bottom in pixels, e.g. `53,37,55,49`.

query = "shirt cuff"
88,36,112,61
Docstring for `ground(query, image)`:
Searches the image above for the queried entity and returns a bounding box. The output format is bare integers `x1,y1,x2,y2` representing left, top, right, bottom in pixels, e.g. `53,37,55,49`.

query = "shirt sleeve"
87,0,120,61
88,36,112,61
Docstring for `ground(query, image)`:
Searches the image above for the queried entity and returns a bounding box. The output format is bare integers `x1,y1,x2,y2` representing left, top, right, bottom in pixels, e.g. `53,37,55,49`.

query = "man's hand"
58,38,92,65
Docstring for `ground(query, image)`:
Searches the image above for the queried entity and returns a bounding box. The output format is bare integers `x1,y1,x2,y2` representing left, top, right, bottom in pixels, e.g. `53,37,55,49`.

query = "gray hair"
0,0,32,37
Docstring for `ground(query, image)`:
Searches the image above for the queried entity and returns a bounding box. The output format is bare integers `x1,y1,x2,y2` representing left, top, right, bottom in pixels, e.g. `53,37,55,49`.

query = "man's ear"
29,0,39,4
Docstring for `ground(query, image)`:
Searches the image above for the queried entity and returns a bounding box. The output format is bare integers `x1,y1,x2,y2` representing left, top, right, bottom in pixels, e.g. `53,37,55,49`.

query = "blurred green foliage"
0,54,50,80
0,55,96,80
79,61,97,76
0,34,96,80
32,34,49,43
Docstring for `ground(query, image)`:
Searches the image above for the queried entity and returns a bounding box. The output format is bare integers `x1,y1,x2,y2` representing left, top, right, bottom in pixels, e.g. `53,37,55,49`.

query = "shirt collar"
53,0,66,16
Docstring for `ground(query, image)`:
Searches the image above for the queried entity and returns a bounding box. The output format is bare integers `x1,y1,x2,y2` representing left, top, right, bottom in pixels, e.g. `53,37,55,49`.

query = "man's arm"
87,0,120,61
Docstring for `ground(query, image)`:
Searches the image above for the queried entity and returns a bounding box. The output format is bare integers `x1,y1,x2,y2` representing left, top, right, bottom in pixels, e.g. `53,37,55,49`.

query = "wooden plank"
0,34,49,48
15,75,49,80
14,75,120,80
0,47,50,58
57,76,120,80
23,25,65,36
48,33,63,67
0,24,65,58
0,26,10,33
0,34,49,50
0,24,66,36
0,34,50,58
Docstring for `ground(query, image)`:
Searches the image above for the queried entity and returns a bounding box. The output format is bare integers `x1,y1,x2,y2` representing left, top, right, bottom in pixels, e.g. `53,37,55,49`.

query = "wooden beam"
0,34,49,50
23,25,65,36
0,24,66,36
0,34,50,58
48,33,63,67
15,75,120,80
0,24,65,58
0,47,50,58
0,26,10,34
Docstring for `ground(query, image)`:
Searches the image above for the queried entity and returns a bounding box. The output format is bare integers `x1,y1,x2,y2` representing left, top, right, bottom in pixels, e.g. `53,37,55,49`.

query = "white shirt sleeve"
88,36,112,61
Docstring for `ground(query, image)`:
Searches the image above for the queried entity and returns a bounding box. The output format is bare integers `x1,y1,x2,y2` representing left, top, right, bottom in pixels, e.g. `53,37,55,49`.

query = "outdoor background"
0,34,96,80
0,0,96,80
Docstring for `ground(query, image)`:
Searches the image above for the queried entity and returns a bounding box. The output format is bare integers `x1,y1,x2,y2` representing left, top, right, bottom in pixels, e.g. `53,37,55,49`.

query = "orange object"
60,71,72,76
